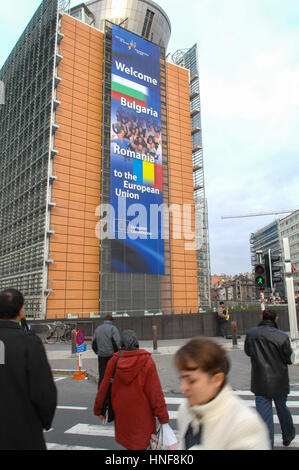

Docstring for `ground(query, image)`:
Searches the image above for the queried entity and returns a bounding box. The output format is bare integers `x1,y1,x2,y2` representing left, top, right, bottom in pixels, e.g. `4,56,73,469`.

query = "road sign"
76,343,87,353
73,332,87,380
76,330,85,345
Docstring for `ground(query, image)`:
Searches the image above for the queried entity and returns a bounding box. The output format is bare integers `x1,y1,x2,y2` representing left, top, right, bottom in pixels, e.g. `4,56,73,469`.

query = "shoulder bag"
101,350,123,423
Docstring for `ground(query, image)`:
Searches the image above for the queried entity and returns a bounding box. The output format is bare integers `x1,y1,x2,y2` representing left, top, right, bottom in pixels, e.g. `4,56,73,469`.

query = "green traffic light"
256,276,265,286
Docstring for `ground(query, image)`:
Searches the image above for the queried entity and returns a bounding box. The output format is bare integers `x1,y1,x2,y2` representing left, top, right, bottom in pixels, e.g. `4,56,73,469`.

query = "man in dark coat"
245,309,295,448
0,288,57,450
92,314,121,388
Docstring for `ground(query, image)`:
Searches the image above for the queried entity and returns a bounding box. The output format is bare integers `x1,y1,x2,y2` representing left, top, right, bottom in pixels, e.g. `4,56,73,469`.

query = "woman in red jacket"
94,329,169,450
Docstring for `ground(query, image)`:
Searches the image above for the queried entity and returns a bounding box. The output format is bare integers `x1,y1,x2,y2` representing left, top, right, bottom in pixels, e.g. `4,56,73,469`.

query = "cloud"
194,6,299,273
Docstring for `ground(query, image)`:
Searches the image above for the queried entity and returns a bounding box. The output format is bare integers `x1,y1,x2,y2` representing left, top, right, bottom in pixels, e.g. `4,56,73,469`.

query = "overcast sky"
1,0,298,275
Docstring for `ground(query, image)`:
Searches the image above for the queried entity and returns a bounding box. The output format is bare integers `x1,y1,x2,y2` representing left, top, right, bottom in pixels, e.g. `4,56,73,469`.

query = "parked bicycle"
45,321,74,344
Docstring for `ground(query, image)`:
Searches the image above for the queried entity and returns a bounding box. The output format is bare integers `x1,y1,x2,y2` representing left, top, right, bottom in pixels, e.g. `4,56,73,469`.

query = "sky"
0,0,298,275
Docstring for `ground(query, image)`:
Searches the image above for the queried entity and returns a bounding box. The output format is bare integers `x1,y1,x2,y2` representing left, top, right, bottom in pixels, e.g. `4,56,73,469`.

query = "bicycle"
60,322,74,342
45,321,74,344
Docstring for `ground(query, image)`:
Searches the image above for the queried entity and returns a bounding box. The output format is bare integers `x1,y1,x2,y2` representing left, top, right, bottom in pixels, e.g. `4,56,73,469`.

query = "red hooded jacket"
94,349,169,450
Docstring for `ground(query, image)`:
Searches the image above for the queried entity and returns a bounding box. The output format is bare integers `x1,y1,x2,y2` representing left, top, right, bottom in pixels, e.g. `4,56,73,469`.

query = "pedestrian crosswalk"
46,382,299,450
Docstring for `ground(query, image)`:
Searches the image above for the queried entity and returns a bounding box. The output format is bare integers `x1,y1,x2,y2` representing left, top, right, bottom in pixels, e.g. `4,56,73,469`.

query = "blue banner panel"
110,24,164,275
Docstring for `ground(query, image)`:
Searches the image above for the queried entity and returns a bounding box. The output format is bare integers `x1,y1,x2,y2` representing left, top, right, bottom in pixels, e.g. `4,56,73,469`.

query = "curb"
86,370,98,384
52,369,87,376
52,368,97,384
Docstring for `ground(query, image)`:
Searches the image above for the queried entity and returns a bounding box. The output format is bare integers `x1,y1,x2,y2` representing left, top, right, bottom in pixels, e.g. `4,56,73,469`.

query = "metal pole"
286,278,298,340
260,290,265,312
231,321,238,348
71,329,77,357
152,325,158,354
283,238,298,341
268,248,274,297
282,237,299,364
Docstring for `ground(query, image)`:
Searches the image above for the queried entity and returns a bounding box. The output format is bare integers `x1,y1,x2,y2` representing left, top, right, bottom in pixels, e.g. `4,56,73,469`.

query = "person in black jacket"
0,288,57,450
92,315,121,388
245,309,295,448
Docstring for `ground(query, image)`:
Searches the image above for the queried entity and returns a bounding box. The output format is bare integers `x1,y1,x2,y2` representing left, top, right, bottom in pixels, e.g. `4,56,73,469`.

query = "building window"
70,8,82,21
142,9,155,39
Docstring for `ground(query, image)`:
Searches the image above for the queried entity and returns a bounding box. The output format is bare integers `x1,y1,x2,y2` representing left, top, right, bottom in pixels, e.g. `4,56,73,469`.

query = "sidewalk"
46,336,246,392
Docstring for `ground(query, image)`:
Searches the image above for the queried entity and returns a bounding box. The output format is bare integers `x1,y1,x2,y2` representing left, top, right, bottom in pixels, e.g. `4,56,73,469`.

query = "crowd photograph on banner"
111,106,162,165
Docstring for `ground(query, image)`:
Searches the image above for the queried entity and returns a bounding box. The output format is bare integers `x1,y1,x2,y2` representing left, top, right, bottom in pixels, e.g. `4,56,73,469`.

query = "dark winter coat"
0,321,57,450
94,349,169,450
244,319,293,398
92,321,121,357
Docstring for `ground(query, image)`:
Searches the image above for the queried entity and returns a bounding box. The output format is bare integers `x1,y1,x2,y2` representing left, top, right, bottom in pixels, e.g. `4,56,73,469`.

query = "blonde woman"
175,337,271,450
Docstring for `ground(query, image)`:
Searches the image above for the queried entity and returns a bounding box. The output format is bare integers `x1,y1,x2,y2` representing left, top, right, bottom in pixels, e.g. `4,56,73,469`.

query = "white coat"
177,384,271,450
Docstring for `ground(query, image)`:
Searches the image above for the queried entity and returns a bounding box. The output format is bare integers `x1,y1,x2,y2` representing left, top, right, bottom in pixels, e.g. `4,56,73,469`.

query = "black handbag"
101,351,123,423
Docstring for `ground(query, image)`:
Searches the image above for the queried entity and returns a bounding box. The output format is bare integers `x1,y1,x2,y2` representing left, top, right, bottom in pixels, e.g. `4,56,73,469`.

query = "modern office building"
0,0,210,319
279,209,299,299
171,45,211,308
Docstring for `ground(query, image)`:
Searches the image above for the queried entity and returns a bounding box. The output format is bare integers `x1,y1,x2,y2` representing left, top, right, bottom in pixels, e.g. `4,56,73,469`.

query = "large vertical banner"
110,25,164,275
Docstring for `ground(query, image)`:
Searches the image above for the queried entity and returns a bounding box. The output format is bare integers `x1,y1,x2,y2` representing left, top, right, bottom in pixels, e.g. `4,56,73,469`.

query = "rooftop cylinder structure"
71,0,171,49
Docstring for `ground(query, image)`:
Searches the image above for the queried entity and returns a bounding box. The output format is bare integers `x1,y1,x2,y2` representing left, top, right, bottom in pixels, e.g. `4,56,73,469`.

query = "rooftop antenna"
59,0,71,14
221,209,296,219
118,17,128,27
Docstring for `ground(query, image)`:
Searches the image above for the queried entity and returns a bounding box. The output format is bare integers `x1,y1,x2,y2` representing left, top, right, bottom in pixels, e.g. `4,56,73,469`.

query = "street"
45,339,299,451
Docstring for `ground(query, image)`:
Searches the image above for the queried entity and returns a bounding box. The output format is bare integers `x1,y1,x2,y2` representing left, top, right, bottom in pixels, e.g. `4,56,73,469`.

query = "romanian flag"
133,160,163,191
111,74,148,107
143,161,155,186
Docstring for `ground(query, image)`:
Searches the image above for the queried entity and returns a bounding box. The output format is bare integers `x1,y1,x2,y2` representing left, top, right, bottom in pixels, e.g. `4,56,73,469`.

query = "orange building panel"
47,15,103,318
166,62,199,314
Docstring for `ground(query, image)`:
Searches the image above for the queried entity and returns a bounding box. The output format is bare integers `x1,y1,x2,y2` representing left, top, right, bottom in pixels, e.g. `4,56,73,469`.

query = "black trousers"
219,320,228,337
98,356,112,388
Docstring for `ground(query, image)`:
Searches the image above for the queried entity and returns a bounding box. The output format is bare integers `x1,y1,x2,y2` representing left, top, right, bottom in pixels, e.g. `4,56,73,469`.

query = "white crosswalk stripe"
65,423,115,437
46,390,299,450
47,443,105,450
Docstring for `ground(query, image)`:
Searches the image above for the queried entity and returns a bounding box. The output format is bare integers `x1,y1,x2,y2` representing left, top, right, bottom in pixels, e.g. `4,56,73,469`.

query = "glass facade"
171,45,211,308
0,0,59,317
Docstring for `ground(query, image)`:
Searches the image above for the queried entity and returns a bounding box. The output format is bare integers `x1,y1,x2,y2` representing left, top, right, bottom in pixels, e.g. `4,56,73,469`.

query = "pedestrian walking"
92,314,121,388
175,337,270,450
94,329,169,450
244,308,296,448
217,301,229,338
0,288,57,450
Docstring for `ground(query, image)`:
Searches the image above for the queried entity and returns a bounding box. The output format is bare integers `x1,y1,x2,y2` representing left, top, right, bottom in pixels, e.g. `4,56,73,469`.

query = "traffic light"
264,251,282,288
255,263,265,289
271,255,282,284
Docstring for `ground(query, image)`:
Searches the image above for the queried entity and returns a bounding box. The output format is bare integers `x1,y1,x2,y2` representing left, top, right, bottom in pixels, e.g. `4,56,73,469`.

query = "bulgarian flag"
111,74,148,107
